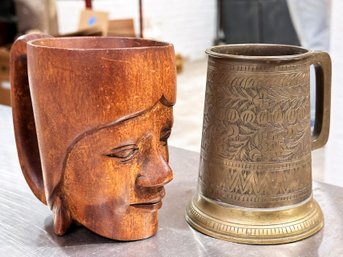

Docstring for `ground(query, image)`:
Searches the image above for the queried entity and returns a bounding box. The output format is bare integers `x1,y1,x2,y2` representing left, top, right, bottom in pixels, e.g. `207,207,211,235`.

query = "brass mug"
186,44,331,244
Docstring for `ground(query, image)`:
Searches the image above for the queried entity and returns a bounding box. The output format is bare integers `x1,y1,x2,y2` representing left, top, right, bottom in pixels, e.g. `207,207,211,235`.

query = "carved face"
62,102,173,240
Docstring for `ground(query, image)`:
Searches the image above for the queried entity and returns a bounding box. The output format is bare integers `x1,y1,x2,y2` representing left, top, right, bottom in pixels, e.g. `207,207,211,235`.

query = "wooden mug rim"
27,36,173,51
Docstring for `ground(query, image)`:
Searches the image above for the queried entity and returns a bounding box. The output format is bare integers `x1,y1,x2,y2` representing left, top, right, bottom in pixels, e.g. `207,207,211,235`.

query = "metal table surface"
1,104,343,257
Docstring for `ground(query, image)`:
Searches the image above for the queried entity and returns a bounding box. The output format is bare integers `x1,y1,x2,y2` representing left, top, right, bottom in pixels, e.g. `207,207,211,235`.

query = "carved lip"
130,201,162,210
130,187,165,210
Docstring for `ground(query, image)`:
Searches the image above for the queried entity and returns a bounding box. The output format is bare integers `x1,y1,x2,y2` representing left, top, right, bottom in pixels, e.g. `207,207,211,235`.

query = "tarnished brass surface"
186,44,331,244
186,195,323,244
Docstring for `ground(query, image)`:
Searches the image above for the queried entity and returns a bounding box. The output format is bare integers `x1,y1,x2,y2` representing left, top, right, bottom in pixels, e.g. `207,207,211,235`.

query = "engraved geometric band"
199,154,312,207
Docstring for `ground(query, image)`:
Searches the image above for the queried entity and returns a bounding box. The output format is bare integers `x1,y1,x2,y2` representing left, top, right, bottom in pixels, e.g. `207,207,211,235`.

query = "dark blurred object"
0,0,15,105
216,0,300,45
14,0,59,35
0,0,17,46
0,48,10,106
85,0,92,9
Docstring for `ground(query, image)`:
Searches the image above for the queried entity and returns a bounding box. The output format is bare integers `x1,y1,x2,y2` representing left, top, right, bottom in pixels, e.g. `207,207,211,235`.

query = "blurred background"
1,0,342,186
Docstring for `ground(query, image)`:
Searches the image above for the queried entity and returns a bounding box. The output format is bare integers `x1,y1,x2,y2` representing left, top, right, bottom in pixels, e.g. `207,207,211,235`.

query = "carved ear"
52,196,72,236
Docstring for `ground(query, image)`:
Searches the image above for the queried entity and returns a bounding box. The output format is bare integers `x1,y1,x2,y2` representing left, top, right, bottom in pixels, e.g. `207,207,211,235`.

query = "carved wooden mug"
10,34,176,240
186,44,331,244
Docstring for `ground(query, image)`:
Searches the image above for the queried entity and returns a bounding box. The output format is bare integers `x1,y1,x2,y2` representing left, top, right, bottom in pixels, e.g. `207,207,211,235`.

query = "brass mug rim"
206,43,312,62
27,36,173,51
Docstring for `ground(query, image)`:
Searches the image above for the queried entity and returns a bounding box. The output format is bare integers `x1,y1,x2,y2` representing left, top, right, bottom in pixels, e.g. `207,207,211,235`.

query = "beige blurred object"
14,0,59,35
175,54,184,74
59,28,103,37
0,48,10,106
108,19,135,37
78,9,109,36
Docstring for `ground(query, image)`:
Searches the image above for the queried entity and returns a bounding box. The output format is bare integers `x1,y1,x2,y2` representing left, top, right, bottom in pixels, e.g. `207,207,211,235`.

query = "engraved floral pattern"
200,61,312,207
202,66,311,163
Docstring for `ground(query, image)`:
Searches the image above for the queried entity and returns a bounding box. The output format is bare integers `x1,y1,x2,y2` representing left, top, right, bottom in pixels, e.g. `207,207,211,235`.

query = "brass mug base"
185,195,323,244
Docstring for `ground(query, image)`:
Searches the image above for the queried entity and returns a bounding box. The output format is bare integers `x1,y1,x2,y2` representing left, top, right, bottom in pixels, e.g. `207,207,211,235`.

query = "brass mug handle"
10,33,52,204
310,51,332,150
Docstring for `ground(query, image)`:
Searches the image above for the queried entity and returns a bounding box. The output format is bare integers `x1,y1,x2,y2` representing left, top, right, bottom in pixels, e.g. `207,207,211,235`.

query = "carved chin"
71,204,160,241
89,210,158,241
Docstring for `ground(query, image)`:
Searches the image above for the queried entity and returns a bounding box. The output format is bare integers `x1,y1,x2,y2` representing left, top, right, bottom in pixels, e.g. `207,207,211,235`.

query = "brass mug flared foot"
185,194,323,244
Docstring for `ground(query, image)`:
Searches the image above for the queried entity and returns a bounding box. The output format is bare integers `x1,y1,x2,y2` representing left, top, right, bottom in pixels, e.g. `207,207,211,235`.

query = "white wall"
309,0,343,186
330,0,343,141
56,0,216,60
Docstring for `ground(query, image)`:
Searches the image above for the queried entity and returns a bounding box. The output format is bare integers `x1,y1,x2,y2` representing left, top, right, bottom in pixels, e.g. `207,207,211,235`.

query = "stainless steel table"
1,104,343,257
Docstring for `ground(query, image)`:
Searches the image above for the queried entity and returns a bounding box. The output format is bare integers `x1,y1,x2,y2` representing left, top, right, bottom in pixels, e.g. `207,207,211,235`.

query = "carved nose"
136,149,173,188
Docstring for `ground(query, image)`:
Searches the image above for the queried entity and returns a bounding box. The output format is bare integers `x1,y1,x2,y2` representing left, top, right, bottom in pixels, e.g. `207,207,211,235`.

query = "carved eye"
105,144,139,162
160,127,172,146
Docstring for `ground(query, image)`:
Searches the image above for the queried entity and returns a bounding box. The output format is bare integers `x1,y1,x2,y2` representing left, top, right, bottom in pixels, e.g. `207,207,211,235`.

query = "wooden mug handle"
310,51,332,150
10,34,52,204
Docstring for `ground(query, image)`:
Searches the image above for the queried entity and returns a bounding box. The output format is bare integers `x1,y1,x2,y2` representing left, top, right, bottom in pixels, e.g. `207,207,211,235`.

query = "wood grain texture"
10,35,176,240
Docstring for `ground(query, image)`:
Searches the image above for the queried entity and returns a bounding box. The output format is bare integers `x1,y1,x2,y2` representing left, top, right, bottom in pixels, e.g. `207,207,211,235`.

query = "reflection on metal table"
0,104,342,257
